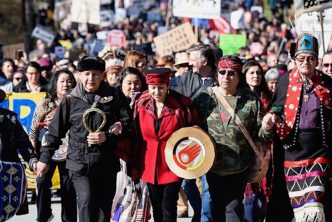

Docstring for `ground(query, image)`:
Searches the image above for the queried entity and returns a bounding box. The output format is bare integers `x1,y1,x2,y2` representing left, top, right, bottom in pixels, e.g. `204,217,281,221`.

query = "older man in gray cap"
37,56,131,222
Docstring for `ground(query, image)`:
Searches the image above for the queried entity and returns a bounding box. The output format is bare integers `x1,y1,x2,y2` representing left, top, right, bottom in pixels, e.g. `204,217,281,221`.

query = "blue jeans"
201,175,213,222
182,175,213,222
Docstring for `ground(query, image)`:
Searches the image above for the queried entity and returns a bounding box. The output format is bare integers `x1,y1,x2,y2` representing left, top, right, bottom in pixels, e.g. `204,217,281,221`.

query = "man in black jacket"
37,56,131,222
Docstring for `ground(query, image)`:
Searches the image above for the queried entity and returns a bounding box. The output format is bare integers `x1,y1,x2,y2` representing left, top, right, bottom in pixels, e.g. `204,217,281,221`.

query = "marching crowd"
0,1,332,222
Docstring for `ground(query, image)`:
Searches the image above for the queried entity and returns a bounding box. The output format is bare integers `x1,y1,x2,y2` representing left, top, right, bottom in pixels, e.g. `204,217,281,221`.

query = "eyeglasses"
218,70,237,76
295,56,316,63
14,77,23,81
322,63,332,68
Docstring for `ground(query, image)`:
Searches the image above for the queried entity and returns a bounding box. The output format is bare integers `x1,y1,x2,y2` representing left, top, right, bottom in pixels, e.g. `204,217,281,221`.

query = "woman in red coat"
134,68,196,222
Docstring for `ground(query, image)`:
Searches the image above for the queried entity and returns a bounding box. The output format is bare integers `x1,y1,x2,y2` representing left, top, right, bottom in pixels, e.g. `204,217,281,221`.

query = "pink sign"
107,30,126,48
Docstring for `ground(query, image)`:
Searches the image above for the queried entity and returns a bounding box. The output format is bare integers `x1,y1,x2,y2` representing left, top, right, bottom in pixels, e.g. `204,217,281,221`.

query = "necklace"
300,74,312,103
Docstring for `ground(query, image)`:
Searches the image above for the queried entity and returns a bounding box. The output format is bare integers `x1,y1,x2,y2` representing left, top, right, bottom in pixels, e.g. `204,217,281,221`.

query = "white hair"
265,68,279,82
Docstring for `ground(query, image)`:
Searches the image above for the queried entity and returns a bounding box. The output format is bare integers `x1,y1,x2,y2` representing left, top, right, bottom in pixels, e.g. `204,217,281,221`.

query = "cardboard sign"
173,0,221,19
219,34,246,55
31,25,56,44
153,23,197,56
107,30,126,48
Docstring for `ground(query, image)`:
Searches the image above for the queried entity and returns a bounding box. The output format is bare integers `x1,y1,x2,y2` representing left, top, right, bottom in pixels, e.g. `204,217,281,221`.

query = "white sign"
295,8,332,56
31,26,56,44
294,0,332,17
173,0,221,19
100,10,113,27
71,0,101,25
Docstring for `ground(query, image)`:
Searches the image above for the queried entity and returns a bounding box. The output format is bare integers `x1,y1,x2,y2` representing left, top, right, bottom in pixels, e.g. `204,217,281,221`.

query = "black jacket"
13,78,48,92
0,108,37,167
40,82,132,173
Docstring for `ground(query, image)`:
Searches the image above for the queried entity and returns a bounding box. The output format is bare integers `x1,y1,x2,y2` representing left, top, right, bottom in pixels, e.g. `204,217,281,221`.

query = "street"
8,192,193,222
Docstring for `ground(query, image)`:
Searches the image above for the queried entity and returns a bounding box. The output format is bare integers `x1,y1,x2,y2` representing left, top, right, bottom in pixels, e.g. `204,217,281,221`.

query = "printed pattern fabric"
284,157,329,222
0,161,27,222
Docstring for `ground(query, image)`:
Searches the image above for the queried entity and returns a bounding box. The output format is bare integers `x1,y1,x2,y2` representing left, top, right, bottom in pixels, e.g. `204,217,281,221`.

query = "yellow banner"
2,93,60,190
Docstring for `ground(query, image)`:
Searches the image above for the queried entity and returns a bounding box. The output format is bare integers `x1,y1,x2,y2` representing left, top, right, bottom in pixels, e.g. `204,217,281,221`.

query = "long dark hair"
47,69,77,101
242,60,272,109
243,60,271,94
117,67,147,91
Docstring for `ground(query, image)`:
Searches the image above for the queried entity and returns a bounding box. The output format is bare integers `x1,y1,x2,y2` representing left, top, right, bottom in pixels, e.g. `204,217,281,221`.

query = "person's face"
12,72,24,87
137,58,148,73
37,40,46,52
189,50,205,74
175,64,189,75
245,66,262,90
121,74,142,98
26,66,40,85
267,80,278,93
148,83,168,103
56,73,74,99
80,70,104,93
106,71,120,87
268,55,278,68
295,53,318,77
2,61,14,79
322,54,332,78
217,68,239,92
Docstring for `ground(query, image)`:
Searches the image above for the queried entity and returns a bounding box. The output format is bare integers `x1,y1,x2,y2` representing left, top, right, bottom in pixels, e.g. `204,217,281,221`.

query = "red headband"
145,73,170,85
218,58,243,73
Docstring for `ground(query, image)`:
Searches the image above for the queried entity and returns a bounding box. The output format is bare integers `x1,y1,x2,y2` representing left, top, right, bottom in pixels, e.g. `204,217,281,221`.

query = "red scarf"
276,68,332,140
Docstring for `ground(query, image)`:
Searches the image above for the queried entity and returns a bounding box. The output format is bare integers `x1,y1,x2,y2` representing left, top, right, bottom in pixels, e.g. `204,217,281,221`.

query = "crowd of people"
1,1,332,222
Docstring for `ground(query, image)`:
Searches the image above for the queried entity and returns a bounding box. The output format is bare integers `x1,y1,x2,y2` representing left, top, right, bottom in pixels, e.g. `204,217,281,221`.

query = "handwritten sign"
153,23,197,56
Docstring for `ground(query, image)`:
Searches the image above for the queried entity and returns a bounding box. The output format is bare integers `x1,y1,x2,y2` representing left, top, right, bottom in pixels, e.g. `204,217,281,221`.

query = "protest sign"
71,0,101,25
153,23,196,56
294,0,332,16
0,92,45,134
107,30,126,48
295,1,332,55
32,25,56,44
55,46,66,59
219,34,246,55
0,92,60,190
173,0,221,19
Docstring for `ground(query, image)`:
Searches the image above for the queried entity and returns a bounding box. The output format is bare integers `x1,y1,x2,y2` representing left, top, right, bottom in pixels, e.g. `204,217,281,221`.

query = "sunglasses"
14,77,23,81
322,63,332,68
218,70,237,76
295,56,316,63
